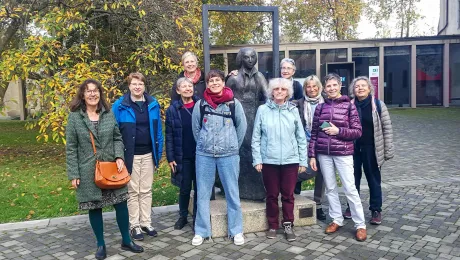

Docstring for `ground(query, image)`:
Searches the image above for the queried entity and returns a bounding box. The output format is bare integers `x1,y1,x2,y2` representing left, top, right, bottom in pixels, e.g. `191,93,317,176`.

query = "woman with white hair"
342,76,394,225
251,78,308,242
293,75,326,221
171,51,206,101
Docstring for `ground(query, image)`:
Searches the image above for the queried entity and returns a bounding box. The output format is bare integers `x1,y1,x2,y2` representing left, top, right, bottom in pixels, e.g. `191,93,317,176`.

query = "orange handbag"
90,131,130,189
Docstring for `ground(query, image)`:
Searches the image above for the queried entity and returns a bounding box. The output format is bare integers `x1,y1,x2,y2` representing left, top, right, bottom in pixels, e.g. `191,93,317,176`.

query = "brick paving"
1,109,459,260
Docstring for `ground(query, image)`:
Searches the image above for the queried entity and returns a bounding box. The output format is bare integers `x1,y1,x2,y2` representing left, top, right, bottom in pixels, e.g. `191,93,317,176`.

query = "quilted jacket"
351,97,394,167
308,95,362,158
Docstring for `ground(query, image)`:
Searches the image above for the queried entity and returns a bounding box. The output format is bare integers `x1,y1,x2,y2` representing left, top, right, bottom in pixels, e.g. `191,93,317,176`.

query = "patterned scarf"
304,94,324,132
184,68,202,84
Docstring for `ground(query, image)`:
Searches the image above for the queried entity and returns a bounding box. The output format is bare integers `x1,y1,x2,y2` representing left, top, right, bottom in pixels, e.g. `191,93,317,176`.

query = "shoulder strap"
319,103,325,115
89,131,97,156
229,99,236,127
348,102,352,118
199,99,237,127
375,98,382,117
199,100,205,128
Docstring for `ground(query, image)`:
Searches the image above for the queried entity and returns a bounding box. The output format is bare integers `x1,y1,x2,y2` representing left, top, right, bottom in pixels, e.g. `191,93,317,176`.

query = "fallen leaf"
29,210,35,215
26,214,32,220
59,208,62,212
10,203,15,206
57,187,62,192
33,194,39,199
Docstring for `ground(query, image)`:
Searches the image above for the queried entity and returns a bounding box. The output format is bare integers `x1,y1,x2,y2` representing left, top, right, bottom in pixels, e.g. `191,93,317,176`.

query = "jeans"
354,143,382,212
195,154,243,238
179,158,197,218
318,154,366,229
128,152,154,229
262,164,299,229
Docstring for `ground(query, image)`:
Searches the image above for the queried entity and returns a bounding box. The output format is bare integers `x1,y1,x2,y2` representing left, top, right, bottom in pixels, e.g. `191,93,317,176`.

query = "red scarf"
203,87,234,109
184,68,202,84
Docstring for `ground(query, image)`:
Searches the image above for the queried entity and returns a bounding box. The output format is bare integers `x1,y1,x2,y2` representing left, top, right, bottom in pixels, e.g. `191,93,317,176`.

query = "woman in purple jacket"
309,73,367,242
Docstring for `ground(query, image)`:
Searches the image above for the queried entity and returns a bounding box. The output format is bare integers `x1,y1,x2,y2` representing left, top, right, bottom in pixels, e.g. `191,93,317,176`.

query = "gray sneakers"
283,222,296,242
266,229,277,239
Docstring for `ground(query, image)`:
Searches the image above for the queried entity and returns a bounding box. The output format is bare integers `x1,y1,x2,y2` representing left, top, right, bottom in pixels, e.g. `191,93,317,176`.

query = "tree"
0,0,202,143
204,0,272,45
366,0,422,38
274,0,365,41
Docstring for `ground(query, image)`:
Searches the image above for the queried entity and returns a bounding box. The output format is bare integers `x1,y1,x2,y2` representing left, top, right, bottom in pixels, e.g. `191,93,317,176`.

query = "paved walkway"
1,109,460,260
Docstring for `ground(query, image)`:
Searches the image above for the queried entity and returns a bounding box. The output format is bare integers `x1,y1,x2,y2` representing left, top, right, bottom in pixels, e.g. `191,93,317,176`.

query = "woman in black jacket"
166,77,198,230
170,52,206,101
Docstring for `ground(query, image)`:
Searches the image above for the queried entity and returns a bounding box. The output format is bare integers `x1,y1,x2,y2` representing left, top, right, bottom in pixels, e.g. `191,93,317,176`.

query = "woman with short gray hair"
170,51,206,101
343,76,394,225
252,77,308,242
280,58,304,100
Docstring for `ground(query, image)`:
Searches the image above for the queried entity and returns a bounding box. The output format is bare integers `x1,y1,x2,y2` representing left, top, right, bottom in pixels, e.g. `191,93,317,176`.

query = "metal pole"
202,5,210,75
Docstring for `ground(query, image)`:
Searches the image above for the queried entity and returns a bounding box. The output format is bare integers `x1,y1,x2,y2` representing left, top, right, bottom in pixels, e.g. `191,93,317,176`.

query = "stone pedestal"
191,193,316,238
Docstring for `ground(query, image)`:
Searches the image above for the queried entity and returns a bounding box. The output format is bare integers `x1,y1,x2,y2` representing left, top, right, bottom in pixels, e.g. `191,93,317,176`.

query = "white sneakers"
233,233,245,246
192,233,245,246
191,235,203,246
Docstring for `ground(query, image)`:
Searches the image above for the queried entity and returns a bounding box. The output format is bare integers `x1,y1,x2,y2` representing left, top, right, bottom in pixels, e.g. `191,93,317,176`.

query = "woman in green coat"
66,79,143,260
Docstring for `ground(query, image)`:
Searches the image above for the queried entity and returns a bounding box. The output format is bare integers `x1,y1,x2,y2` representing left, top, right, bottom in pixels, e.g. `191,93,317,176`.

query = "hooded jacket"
251,99,308,167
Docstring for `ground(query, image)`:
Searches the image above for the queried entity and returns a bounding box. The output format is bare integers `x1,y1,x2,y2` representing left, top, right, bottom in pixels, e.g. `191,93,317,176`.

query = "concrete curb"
4,177,457,232
0,204,179,232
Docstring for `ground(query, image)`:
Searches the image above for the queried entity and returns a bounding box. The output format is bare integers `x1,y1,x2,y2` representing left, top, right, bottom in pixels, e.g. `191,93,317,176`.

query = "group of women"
66,51,394,259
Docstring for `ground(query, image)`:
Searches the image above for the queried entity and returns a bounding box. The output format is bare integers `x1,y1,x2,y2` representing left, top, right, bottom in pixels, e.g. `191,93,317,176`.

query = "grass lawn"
0,120,178,224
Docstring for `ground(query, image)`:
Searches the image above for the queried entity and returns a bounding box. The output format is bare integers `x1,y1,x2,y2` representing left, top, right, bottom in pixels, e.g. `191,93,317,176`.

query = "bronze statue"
226,47,267,201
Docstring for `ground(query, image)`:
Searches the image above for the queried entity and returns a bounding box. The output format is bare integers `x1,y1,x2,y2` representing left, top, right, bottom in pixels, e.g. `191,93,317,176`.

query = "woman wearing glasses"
112,72,164,241
280,58,304,100
66,79,143,259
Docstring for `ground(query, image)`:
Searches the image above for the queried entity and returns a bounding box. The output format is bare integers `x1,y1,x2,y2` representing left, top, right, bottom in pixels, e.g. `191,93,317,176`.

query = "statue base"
189,191,316,238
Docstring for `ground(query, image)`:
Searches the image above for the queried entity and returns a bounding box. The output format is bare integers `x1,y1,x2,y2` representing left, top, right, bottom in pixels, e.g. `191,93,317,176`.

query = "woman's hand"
169,161,177,173
298,166,306,173
323,122,339,136
310,158,317,171
255,164,262,173
116,158,125,172
229,70,238,76
71,179,80,189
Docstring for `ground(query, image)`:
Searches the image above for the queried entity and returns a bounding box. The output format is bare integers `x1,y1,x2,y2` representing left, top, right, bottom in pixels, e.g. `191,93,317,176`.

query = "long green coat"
66,108,127,203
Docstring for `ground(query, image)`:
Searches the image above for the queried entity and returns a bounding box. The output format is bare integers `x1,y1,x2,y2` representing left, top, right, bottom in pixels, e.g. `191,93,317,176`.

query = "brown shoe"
356,228,367,241
325,222,341,234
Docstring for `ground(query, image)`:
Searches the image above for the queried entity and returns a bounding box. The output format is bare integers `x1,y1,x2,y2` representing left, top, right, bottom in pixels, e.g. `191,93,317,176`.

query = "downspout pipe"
438,0,449,35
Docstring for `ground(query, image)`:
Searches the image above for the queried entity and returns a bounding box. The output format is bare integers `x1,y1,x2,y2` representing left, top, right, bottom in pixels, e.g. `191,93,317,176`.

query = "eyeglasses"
354,84,369,89
281,67,294,71
85,89,99,95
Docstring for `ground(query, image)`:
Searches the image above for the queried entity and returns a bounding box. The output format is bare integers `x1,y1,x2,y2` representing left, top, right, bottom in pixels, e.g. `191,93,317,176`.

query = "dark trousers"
262,163,299,229
295,160,325,205
354,143,382,212
179,158,197,219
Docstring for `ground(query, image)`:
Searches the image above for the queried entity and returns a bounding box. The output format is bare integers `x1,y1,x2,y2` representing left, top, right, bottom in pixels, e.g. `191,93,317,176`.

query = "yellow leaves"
139,9,146,18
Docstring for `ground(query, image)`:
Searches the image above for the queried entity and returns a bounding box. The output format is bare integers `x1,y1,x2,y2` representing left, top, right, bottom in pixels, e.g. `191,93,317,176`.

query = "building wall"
211,35,460,108
438,0,460,35
2,81,23,119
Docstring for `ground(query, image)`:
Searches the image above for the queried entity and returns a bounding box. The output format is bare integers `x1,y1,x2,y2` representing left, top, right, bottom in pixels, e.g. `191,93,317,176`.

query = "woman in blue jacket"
251,78,308,242
191,69,247,246
165,77,198,230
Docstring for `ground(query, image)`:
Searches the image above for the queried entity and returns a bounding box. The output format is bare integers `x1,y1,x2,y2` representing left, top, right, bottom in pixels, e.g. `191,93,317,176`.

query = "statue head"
236,47,257,70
